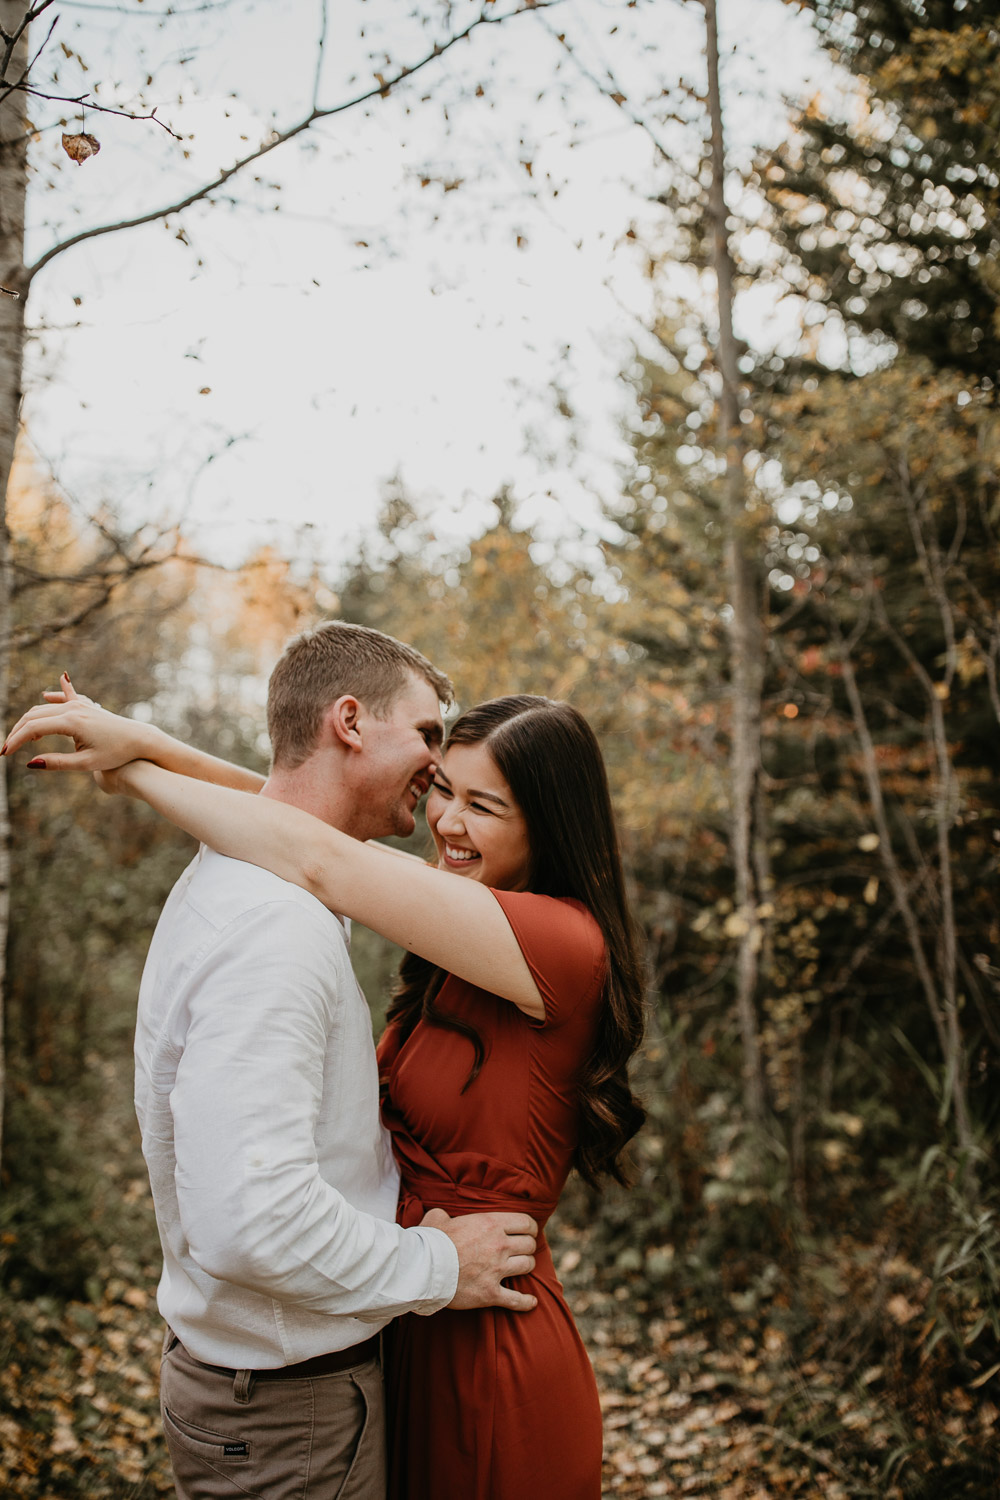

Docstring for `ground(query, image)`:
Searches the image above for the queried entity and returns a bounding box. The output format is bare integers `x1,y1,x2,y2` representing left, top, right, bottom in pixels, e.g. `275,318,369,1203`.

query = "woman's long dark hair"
384,695,645,1187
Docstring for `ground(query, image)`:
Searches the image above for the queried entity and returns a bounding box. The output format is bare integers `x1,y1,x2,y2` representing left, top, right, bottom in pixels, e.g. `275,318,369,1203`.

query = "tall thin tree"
703,0,767,1122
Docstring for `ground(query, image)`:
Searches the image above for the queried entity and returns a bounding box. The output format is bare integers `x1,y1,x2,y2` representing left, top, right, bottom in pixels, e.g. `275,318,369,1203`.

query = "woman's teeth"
446,845,479,862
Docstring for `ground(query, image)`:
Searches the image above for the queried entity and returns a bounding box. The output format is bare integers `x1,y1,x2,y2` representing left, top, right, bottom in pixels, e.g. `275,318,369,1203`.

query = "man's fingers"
500,1235,537,1261
503,1254,536,1279
494,1287,538,1313
503,1214,538,1237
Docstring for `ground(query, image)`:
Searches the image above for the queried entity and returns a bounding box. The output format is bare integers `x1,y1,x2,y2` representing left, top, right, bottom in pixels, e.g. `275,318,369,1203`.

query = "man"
7,624,537,1498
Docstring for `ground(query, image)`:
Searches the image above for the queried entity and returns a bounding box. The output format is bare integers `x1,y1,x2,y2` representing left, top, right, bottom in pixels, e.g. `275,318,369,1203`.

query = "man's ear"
324,695,364,752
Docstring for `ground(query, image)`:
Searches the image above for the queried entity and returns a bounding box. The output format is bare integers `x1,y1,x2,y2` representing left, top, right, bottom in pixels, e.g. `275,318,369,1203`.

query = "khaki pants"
160,1332,386,1499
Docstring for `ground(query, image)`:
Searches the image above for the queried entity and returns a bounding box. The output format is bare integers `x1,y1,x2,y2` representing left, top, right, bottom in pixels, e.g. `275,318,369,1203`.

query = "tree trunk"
0,1,31,1166
703,0,767,1122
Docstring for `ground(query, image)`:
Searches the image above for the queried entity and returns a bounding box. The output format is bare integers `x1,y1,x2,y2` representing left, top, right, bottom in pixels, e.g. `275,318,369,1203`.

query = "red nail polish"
26,758,46,769
0,742,7,756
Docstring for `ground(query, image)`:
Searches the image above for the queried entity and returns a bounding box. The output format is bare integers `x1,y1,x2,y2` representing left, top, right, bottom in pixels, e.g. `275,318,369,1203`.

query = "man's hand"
421,1208,538,1312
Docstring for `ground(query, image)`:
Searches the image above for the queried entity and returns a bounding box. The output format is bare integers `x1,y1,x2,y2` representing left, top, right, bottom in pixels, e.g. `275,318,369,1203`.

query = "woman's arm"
118,760,544,1018
3,680,265,793
365,840,432,864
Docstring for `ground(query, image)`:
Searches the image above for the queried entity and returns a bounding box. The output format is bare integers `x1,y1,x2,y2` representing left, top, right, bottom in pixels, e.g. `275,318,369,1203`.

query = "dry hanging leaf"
62,132,101,165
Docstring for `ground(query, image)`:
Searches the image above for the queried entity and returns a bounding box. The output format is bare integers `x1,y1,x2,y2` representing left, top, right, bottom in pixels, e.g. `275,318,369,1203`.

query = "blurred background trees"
2,0,998,1494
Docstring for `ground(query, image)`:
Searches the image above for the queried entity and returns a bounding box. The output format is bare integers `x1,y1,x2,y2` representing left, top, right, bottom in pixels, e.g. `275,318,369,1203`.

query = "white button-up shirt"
134,847,458,1369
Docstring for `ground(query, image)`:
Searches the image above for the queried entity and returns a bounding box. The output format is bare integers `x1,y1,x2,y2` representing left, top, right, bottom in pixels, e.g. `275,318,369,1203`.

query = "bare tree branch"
0,8,56,110
25,0,562,285
58,0,233,13
8,553,166,651
16,82,183,138
831,591,974,1157
0,0,55,84
312,0,328,116
537,9,701,195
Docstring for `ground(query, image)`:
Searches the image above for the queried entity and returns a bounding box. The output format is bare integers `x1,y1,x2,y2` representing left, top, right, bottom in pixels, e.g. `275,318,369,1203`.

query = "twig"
7,555,167,652
0,0,57,85
312,0,328,115
823,867,932,999
536,10,700,193
25,0,563,285
0,11,58,111
757,1425,879,1493
57,0,232,13
15,84,183,139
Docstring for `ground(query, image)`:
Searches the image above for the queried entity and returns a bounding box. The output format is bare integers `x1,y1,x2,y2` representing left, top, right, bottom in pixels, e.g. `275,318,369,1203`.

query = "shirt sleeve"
170,897,458,1319
489,890,607,1028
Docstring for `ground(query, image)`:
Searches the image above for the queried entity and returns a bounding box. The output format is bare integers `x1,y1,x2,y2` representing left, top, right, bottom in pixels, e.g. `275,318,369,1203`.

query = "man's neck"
261,757,368,841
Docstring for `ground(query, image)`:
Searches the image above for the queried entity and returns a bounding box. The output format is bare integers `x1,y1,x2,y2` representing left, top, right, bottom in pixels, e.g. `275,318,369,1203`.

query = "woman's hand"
40,672,98,711
1,673,156,774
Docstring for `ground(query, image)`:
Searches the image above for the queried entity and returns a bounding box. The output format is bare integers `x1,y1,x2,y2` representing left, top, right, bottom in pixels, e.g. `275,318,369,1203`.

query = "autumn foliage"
2,2,1000,1497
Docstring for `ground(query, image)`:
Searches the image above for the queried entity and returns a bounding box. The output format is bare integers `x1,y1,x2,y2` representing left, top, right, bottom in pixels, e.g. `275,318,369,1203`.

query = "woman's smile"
427,741,531,891
442,843,481,868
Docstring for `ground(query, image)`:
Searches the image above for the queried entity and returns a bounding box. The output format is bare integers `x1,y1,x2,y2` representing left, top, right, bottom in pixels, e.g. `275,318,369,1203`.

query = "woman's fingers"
21,751,96,772
2,707,86,759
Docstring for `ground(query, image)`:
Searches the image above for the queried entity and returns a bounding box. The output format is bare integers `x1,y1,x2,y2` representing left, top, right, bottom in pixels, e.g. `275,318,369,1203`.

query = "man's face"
356,673,445,839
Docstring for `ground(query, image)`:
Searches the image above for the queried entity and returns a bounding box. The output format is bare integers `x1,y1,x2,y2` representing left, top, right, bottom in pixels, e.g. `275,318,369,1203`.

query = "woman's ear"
325,695,364,752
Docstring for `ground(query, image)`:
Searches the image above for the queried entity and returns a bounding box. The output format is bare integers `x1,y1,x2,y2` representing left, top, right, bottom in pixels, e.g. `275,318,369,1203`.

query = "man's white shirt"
134,846,458,1369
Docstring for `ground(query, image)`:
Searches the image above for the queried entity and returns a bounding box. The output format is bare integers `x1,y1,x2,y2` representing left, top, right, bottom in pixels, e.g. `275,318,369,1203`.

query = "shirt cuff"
410,1225,460,1315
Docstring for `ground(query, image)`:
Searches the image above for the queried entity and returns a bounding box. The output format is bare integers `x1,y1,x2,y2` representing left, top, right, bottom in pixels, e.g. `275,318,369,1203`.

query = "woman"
7,682,644,1499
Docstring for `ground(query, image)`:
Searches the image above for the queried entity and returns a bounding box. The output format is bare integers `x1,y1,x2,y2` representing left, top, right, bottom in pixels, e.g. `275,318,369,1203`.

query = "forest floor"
2,1217,998,1497
1,1055,996,1498
0,1244,881,1500
2,1205,977,1500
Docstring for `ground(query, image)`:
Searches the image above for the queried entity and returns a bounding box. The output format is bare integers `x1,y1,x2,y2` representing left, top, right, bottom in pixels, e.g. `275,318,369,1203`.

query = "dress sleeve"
489,890,607,1028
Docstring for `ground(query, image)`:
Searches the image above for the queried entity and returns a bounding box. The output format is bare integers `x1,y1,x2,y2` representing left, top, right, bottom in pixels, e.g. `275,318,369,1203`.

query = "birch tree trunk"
703,0,767,1122
0,1,30,1165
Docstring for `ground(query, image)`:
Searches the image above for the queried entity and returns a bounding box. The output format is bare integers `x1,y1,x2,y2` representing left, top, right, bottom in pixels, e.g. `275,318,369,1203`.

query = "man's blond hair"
267,621,453,769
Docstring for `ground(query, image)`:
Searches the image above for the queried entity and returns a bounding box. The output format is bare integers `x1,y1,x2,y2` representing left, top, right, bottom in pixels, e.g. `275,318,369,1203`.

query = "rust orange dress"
376,888,607,1500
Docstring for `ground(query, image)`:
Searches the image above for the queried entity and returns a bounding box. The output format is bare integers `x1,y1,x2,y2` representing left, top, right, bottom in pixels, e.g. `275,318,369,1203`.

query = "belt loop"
233,1368,255,1404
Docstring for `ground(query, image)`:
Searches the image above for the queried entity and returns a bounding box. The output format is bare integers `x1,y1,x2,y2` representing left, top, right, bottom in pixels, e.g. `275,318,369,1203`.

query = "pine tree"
764,1,1000,383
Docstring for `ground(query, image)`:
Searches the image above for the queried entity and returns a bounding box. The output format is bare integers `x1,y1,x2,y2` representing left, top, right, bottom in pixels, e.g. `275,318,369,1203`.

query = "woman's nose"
436,801,465,836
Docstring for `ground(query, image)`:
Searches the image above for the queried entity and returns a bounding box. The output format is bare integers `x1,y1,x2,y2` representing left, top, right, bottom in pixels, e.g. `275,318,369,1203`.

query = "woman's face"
427,741,532,892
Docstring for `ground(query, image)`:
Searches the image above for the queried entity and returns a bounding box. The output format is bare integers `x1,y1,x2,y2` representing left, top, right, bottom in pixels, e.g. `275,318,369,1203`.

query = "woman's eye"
430,781,451,796
470,802,493,816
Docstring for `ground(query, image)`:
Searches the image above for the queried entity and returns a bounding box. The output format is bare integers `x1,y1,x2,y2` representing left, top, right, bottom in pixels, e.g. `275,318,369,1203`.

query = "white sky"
23,0,833,575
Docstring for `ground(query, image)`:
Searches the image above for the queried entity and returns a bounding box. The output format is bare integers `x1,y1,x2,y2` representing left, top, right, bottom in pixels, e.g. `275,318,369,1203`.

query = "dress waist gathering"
397,1174,557,1232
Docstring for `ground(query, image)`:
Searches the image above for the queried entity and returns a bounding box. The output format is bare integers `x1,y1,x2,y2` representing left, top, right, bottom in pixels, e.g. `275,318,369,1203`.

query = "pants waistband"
170,1331,380,1380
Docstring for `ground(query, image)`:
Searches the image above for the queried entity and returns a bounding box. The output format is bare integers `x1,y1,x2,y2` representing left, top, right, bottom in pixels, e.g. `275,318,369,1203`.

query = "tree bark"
703,0,767,1122
0,1,30,1167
